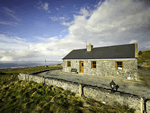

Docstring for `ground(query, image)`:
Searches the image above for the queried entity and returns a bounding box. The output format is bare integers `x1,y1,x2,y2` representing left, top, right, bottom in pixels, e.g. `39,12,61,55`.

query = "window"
67,61,71,67
91,61,96,68
116,61,123,70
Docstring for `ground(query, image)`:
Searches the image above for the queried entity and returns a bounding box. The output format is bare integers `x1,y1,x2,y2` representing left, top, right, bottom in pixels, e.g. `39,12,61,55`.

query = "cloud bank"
0,0,150,61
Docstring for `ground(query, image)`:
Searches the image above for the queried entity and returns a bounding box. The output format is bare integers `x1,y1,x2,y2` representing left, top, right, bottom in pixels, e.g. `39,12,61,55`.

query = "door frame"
80,61,84,73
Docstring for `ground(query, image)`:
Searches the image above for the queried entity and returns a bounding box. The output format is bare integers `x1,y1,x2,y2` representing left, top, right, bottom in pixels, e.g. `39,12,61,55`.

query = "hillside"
138,50,150,67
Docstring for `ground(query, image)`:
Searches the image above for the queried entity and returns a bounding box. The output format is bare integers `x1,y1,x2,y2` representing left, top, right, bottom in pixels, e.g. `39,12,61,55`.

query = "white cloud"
71,11,79,13
5,13,20,21
61,21,74,26
48,10,50,13
61,5,65,8
0,22,17,26
50,16,69,22
35,36,46,41
86,6,90,9
59,17,69,21
129,40,138,44
0,56,14,61
0,34,70,61
48,36,58,41
0,34,25,44
2,7,15,13
2,7,20,21
61,22,71,26
56,8,59,10
35,1,50,13
49,16,58,21
59,17,65,20
60,29,68,33
65,0,150,45
43,3,49,10
79,8,91,17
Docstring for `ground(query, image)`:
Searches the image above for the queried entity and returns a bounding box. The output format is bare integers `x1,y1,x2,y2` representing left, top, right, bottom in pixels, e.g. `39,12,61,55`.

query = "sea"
0,61,63,69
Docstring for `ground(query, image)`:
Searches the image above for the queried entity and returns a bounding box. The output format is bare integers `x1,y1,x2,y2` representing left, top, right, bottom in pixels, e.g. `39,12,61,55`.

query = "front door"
80,61,84,73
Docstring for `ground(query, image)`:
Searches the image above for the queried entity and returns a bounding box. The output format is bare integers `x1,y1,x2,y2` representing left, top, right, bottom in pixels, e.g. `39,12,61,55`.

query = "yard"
0,65,136,113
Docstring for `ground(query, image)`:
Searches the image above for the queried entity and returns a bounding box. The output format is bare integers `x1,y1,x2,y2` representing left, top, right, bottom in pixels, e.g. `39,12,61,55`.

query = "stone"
63,59,138,80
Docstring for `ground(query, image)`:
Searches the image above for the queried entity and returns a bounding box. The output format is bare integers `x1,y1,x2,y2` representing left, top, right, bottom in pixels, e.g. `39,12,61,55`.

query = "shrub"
138,51,142,55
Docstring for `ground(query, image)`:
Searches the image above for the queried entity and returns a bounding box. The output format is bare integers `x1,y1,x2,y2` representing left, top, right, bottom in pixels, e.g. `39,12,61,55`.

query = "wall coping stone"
30,68,62,75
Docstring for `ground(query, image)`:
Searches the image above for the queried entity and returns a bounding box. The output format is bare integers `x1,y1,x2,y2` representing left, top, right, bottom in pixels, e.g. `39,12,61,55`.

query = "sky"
0,0,150,62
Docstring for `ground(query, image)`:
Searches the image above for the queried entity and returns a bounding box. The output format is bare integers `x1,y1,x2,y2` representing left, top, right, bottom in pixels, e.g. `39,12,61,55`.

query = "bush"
138,51,142,55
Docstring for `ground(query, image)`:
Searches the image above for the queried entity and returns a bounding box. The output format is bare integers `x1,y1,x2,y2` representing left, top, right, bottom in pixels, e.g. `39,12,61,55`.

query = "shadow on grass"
0,72,7,75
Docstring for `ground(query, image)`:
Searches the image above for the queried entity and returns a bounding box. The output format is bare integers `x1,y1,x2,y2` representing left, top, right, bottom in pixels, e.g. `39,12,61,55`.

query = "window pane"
92,61,96,68
93,65,96,68
117,62,122,65
118,66,122,69
68,61,71,66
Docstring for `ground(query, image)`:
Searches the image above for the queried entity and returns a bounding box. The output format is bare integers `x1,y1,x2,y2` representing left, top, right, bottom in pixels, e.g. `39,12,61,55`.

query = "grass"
0,65,136,113
138,50,150,67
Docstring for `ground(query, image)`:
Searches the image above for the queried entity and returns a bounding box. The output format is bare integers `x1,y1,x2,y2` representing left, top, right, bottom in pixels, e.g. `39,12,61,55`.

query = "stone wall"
138,65,150,71
63,59,138,81
18,72,150,112
143,60,150,65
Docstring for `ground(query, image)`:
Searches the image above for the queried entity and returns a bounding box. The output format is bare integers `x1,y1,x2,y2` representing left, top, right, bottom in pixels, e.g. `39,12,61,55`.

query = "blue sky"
0,0,150,62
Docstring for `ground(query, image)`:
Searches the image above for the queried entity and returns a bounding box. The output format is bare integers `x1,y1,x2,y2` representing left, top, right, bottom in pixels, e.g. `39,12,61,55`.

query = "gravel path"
35,69,150,99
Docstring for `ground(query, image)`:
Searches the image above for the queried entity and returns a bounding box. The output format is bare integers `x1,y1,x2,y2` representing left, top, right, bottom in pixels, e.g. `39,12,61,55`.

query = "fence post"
141,97,145,113
79,84,83,96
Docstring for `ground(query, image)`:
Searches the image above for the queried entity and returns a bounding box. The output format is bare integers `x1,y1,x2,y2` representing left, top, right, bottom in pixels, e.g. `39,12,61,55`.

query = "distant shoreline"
0,63,63,70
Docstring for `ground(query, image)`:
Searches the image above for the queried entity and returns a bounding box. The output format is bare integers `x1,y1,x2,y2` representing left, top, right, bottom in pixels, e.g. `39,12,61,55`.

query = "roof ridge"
73,43,135,51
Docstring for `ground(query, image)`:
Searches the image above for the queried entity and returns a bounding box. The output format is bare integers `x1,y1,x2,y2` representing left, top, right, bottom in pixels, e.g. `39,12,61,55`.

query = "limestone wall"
63,59,138,80
18,72,150,112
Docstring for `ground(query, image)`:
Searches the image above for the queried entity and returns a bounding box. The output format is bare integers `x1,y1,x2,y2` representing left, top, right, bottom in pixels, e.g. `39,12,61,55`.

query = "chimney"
135,43,138,58
86,43,93,52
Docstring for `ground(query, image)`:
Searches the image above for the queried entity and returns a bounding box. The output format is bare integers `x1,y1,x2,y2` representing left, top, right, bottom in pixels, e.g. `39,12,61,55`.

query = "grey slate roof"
62,43,136,60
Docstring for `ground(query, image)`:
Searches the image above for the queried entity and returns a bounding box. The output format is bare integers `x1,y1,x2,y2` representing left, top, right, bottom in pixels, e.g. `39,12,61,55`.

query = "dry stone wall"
63,59,138,80
18,71,150,112
138,65,150,71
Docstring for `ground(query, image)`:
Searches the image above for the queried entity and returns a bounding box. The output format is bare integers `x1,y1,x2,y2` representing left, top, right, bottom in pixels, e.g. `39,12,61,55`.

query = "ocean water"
0,61,63,69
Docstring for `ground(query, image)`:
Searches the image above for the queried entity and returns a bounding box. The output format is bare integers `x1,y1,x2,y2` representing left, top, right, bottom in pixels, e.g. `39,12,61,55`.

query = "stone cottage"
62,43,139,80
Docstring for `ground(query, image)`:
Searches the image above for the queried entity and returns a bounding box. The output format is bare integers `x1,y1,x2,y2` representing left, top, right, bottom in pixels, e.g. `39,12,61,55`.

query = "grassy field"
138,50,150,67
0,65,136,113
